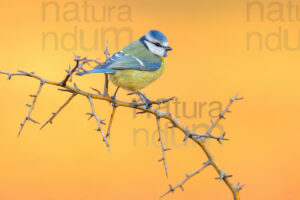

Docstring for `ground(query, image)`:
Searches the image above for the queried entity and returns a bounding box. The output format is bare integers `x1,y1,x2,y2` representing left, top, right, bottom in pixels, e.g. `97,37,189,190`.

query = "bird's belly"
109,60,166,91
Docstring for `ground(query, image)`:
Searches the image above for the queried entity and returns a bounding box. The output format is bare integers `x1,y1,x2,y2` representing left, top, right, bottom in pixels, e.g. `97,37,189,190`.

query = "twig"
40,93,77,129
235,182,246,191
103,41,110,96
160,160,211,198
61,54,101,86
190,131,229,144
61,54,80,86
204,93,243,138
86,94,110,152
91,87,102,95
106,106,117,139
104,76,109,96
18,81,44,136
156,116,170,178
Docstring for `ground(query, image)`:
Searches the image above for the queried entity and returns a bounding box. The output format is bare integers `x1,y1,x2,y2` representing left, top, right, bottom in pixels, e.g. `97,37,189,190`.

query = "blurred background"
0,0,299,199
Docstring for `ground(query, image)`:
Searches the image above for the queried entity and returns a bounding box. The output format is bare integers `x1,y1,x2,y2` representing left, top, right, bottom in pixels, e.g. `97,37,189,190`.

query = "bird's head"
140,30,172,57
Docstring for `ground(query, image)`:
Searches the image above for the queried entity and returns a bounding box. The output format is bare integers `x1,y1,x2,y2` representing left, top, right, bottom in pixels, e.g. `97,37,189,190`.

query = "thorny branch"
41,93,77,129
202,93,243,139
0,52,244,199
18,80,44,136
87,94,110,152
156,115,170,178
160,160,211,198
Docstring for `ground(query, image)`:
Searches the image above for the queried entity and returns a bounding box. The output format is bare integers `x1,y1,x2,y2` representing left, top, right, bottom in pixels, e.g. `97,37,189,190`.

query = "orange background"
0,0,299,199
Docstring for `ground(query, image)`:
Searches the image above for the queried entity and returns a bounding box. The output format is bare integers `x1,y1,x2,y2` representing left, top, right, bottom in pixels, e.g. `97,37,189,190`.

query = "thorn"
104,41,110,57
225,174,232,178
183,132,190,143
168,124,176,129
235,182,245,191
90,87,102,95
234,92,244,100
28,117,40,124
29,94,37,97
26,104,31,107
222,132,226,137
74,83,79,90
86,112,94,120
74,52,80,60
158,157,164,162
215,172,232,182
169,184,174,192
217,139,222,145
136,111,146,115
219,113,225,119
179,185,184,191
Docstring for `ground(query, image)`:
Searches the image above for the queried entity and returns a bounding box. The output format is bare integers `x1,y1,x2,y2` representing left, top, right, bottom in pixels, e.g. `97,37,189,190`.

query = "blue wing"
76,40,162,76
98,51,161,71
76,68,116,76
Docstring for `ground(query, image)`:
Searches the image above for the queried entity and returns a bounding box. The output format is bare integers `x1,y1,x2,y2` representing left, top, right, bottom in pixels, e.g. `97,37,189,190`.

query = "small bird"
76,30,172,107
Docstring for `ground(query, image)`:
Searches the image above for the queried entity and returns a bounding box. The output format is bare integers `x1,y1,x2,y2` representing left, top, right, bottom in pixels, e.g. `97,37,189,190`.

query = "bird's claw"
110,86,120,107
111,95,117,107
143,98,152,109
137,91,152,108
145,101,152,109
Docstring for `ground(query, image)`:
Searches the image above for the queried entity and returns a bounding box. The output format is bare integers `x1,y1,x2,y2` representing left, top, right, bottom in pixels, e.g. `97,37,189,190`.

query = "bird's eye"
154,42,162,47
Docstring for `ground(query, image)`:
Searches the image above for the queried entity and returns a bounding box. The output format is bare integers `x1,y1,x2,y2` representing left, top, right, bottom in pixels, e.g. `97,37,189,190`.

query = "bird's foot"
111,95,117,107
136,91,153,109
111,87,120,107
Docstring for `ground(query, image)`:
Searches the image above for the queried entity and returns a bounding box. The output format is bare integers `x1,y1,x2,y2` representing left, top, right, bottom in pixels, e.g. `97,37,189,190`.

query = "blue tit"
76,30,172,105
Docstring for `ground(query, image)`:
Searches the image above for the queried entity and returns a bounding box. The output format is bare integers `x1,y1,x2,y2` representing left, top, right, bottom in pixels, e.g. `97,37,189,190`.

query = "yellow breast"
109,57,166,91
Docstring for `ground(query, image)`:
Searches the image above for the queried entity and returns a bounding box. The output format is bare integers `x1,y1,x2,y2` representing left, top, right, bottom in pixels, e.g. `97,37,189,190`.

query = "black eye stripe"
143,38,166,48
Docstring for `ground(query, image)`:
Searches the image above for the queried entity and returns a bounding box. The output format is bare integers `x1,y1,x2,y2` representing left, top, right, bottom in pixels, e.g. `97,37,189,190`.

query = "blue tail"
76,68,116,76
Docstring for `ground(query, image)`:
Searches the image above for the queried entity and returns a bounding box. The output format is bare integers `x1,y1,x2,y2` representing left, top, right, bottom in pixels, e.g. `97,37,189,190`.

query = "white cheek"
145,41,165,57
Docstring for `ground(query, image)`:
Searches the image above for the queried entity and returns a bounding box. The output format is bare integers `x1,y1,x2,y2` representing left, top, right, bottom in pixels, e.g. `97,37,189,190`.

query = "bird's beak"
165,46,173,51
